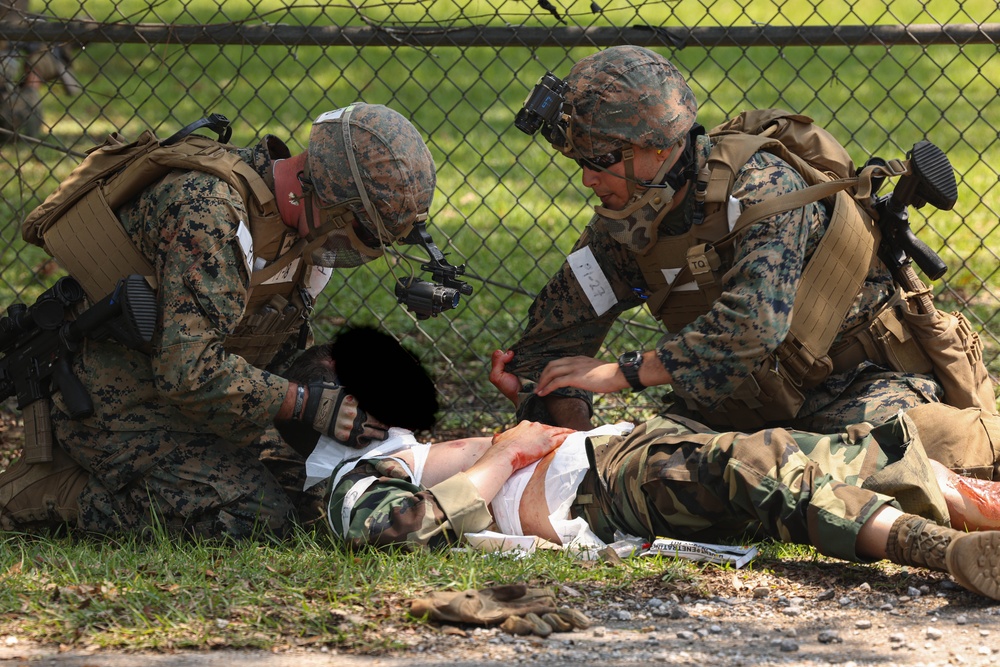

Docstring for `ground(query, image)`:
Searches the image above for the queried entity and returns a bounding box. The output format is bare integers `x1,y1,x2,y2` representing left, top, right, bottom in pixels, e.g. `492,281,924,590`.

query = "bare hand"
489,420,575,471
489,349,521,406
535,356,627,396
464,420,577,504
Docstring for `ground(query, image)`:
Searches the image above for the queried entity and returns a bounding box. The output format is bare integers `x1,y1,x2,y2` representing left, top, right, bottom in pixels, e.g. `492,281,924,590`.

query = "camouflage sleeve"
140,170,289,432
326,456,493,550
507,217,647,381
655,152,829,408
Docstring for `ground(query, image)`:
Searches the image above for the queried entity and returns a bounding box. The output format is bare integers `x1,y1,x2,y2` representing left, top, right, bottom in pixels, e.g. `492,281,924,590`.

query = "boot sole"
946,531,1000,600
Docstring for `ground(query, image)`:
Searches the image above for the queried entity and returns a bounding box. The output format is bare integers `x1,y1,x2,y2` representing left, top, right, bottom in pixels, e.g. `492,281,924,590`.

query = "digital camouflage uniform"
507,46,945,433
0,0,40,142
324,408,953,562
4,103,441,538
50,137,298,538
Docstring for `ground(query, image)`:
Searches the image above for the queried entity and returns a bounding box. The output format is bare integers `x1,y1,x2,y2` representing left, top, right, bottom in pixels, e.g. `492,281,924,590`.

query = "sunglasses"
574,148,624,171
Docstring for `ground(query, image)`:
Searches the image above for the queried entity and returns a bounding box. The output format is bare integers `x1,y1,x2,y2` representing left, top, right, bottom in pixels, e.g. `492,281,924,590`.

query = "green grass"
0,5,997,648
0,526,931,651
0,527,692,650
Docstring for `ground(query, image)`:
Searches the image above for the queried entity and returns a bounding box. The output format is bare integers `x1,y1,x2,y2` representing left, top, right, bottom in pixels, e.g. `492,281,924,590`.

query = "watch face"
620,351,639,364
618,350,645,391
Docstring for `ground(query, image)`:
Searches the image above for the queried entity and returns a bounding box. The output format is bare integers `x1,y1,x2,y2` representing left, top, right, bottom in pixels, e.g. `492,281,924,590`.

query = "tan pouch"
901,304,998,413
858,304,934,375
687,362,806,430
903,403,1000,480
741,363,807,423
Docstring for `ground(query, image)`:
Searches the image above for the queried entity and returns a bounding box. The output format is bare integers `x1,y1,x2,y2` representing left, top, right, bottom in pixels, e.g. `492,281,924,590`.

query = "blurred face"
578,145,674,210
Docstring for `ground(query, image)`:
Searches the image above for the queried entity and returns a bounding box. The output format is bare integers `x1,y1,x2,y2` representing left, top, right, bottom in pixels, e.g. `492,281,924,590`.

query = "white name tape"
314,107,350,124
727,195,741,231
568,246,617,316
236,220,254,274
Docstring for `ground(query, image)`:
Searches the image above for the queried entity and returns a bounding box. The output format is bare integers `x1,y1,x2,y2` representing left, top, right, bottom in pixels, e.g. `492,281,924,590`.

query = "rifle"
868,140,958,312
0,274,157,464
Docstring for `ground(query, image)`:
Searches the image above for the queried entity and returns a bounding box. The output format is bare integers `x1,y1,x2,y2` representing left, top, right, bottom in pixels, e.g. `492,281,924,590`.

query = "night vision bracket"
514,72,570,148
394,221,473,320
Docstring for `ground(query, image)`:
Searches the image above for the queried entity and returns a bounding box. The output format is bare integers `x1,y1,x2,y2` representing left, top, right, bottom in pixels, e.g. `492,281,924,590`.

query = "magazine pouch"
855,299,934,375
901,301,997,413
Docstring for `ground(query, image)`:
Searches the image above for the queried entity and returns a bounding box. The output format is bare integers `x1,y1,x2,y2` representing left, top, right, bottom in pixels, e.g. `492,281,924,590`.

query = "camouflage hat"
308,103,435,242
562,46,697,158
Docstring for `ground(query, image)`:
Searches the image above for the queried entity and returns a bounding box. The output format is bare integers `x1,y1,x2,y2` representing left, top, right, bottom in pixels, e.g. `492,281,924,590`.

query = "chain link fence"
2,1,998,434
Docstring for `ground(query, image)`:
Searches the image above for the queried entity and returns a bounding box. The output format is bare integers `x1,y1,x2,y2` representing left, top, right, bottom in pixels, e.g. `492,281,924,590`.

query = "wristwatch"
617,350,646,392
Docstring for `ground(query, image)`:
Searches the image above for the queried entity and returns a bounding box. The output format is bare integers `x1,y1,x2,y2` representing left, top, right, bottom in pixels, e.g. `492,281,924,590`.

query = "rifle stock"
871,140,956,314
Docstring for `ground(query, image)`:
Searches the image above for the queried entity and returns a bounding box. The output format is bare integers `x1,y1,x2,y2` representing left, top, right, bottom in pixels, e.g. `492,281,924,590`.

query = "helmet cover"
308,103,436,243
562,45,697,159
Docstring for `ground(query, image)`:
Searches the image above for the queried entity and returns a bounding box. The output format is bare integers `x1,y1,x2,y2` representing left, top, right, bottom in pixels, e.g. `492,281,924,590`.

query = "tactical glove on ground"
409,583,557,626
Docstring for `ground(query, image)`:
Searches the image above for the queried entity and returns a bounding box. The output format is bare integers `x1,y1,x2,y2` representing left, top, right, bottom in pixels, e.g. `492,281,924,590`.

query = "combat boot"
0,445,88,531
885,513,1000,600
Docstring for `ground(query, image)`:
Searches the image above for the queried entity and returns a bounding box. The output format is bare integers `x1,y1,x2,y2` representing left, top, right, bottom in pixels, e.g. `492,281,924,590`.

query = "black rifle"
867,140,957,313
0,274,158,464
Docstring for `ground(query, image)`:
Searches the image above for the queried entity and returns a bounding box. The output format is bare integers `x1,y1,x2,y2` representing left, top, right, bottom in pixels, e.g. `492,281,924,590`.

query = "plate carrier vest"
633,109,918,426
21,128,328,367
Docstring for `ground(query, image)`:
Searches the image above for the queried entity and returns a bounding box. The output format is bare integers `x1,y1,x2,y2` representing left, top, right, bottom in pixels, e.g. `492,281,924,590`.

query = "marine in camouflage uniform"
0,0,79,142
504,45,968,435
0,104,438,538
325,411,935,555
1,0,40,141
322,405,1000,599
50,136,298,538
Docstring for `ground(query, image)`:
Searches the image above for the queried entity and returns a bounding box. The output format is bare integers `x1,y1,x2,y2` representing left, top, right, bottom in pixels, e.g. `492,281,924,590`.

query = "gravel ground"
1,560,998,667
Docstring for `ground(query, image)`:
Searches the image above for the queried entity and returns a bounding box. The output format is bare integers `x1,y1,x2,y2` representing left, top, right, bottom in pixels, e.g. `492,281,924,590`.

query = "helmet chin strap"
623,147,638,198
597,154,680,221
340,105,393,250
623,134,691,196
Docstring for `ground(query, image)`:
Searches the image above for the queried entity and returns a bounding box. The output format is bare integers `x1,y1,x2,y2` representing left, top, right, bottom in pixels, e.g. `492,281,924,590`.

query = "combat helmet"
561,45,697,161
304,103,436,251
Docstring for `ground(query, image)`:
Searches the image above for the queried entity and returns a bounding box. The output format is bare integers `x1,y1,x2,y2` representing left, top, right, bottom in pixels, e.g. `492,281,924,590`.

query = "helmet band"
341,105,391,249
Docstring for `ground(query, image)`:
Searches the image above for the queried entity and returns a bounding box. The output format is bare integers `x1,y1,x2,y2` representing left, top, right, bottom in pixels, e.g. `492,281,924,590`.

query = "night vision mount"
514,72,570,149
395,221,473,320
